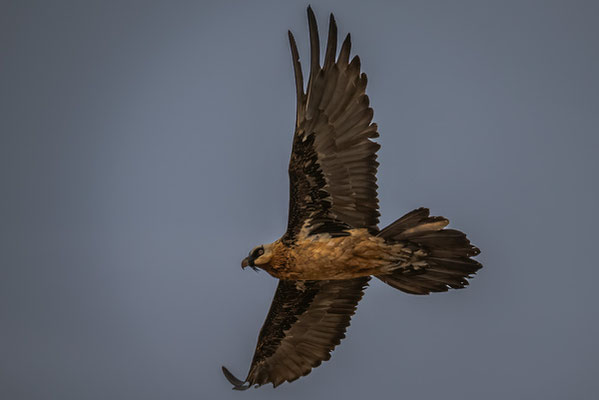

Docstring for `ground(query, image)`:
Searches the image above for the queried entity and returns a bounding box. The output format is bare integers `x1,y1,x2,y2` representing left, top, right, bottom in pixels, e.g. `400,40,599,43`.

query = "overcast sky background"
1,1,598,399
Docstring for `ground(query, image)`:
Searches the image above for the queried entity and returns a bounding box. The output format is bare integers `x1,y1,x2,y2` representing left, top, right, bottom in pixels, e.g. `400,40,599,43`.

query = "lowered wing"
222,277,369,389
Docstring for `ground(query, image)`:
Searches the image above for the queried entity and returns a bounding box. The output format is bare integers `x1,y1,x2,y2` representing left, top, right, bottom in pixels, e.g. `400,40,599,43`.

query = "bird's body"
257,229,425,280
223,7,482,390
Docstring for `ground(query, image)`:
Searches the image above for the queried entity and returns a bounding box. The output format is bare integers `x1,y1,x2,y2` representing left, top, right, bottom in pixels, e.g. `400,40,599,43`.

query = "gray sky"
1,1,598,399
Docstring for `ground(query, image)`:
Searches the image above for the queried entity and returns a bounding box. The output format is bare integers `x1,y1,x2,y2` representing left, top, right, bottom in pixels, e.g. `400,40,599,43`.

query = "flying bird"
222,7,481,390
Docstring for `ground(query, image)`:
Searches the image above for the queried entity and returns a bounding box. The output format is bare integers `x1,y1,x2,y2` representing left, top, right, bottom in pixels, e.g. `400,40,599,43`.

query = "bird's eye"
252,247,264,258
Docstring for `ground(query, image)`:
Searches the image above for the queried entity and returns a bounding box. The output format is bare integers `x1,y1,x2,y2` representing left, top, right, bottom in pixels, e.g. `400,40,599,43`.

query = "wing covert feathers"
223,277,369,389
285,7,380,242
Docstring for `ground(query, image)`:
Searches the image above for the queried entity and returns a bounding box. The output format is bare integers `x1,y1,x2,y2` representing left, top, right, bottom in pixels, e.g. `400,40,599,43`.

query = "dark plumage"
223,7,482,389
376,208,481,294
223,278,369,389
284,10,380,243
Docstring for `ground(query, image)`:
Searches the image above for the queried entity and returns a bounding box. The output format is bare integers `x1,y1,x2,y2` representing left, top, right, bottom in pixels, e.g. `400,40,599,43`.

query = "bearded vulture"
222,7,482,390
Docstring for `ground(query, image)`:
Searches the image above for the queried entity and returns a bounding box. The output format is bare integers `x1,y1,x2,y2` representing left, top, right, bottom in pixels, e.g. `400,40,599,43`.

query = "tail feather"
377,208,434,238
376,208,481,295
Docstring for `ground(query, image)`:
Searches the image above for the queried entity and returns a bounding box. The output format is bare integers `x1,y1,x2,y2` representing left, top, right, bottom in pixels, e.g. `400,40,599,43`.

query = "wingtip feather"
324,12,338,70
222,366,250,390
339,33,352,64
307,4,320,76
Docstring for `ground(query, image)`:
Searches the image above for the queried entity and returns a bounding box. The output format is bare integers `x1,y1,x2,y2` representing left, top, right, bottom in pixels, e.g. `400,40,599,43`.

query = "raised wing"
222,277,369,389
284,7,380,242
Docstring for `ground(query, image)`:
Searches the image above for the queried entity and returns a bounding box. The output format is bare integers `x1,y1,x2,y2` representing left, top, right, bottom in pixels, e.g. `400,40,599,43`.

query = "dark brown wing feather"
284,7,380,242
222,277,369,389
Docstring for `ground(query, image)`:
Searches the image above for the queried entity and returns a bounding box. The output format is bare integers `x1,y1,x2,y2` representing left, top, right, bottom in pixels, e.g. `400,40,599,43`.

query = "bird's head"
241,244,273,271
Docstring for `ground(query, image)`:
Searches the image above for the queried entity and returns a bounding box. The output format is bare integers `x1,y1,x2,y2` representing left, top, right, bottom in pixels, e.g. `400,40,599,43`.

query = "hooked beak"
241,256,258,272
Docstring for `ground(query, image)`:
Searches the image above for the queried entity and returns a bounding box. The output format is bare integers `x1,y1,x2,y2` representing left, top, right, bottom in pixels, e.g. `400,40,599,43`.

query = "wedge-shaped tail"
376,208,481,295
